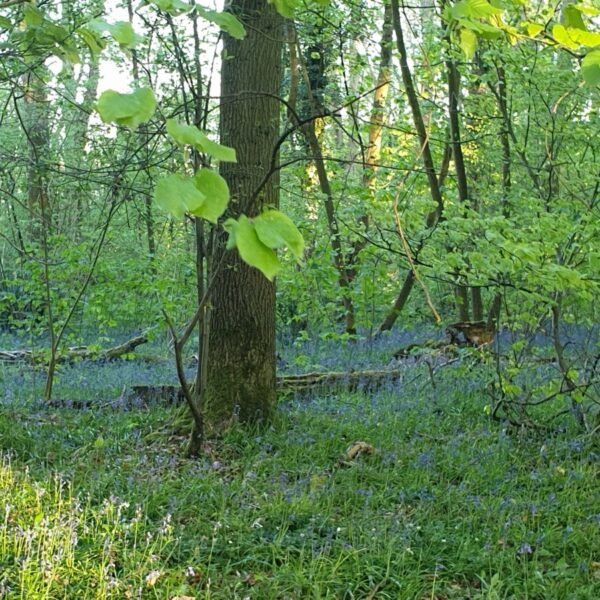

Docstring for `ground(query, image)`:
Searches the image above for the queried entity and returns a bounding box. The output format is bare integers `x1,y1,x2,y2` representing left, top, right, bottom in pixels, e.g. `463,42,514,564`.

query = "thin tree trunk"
346,1,393,280
188,0,211,455
444,24,482,321
378,0,445,333
21,69,51,238
359,2,393,228
378,270,416,333
486,62,512,330
302,119,356,333
294,27,356,334
128,0,156,272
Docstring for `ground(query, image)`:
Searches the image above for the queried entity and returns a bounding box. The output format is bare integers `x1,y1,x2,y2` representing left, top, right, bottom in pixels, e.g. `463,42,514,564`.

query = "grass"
0,334,598,599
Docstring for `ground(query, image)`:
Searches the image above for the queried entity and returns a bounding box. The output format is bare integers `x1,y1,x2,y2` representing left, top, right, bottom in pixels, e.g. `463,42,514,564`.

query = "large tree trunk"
203,0,283,430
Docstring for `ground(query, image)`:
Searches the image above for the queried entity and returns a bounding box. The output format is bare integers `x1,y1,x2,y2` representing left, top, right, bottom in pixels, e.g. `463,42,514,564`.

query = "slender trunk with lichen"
203,0,282,430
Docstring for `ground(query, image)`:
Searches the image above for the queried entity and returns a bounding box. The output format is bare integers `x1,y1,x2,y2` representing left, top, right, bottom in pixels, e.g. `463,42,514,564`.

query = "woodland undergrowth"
0,330,598,599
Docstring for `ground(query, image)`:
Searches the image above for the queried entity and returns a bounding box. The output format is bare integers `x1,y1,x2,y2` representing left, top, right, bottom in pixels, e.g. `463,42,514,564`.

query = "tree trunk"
203,0,283,430
444,25,484,321
294,24,356,334
21,68,51,238
486,61,511,329
378,0,444,333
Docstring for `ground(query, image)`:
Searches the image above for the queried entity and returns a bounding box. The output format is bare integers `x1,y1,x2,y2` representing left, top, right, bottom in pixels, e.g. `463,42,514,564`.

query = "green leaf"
96,88,156,129
146,0,191,15
77,27,106,59
197,134,237,162
166,118,205,146
460,28,478,58
224,218,238,250
192,169,229,223
271,0,298,18
573,29,600,48
89,19,144,49
552,23,580,49
0,16,12,30
563,5,587,30
573,3,600,17
458,18,503,38
254,210,304,260
553,24,600,49
195,7,246,39
23,5,44,27
450,0,502,20
154,174,206,219
109,21,144,49
231,215,281,280
524,22,544,38
166,119,237,162
582,49,600,86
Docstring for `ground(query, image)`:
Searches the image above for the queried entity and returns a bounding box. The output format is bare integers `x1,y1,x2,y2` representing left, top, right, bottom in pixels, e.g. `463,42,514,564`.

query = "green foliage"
582,49,600,86
193,169,230,222
142,0,247,39
0,0,598,414
195,6,246,40
225,215,282,281
460,28,479,59
143,0,193,16
88,19,144,50
154,174,207,220
154,171,229,223
448,0,502,20
0,365,598,597
166,119,237,162
269,0,330,19
75,27,105,60
444,0,600,87
271,0,298,18
13,4,81,63
96,88,157,130
254,210,305,260
160,116,303,274
225,211,304,281
552,24,600,50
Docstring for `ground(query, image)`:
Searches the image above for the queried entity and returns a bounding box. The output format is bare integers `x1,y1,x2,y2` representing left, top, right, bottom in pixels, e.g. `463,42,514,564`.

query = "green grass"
0,366,598,599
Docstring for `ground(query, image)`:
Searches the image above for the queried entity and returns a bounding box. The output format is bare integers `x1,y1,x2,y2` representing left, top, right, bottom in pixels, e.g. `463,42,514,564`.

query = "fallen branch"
279,368,404,393
0,334,148,364
123,369,407,405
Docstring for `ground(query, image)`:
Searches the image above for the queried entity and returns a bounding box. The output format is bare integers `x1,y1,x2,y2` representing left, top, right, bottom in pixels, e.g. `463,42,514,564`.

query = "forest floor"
0,330,598,599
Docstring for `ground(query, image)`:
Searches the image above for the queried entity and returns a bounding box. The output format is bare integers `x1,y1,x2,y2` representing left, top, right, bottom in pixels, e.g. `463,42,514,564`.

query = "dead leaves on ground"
337,441,376,468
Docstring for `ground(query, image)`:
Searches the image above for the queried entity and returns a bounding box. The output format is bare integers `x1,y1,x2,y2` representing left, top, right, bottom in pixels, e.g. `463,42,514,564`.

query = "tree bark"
378,0,445,333
203,0,283,430
21,68,51,238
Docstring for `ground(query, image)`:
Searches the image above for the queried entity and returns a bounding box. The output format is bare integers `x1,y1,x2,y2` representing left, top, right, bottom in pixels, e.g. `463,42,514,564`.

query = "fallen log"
279,368,405,393
392,323,495,361
121,369,407,406
0,334,148,364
